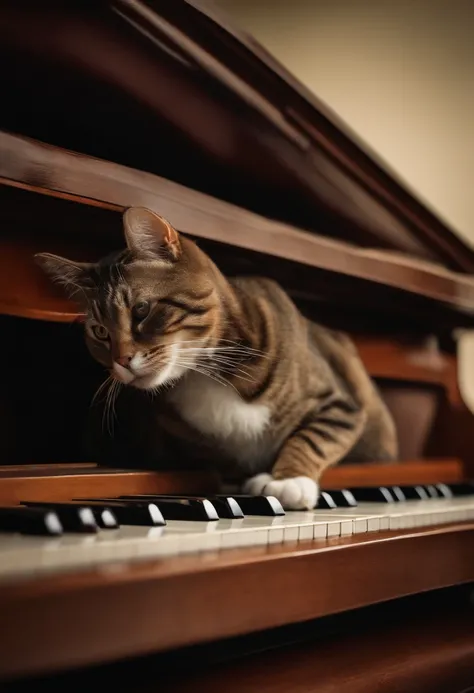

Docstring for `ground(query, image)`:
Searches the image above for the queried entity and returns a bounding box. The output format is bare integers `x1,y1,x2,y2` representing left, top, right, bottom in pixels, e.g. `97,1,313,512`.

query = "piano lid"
0,0,473,272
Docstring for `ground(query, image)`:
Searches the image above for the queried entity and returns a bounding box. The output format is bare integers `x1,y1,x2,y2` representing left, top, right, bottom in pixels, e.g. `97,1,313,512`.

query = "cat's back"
229,275,350,351
228,275,304,331
229,275,292,301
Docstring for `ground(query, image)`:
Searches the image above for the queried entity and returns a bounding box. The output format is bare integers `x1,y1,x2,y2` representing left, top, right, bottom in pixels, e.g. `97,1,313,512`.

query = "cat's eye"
132,301,150,320
92,324,109,341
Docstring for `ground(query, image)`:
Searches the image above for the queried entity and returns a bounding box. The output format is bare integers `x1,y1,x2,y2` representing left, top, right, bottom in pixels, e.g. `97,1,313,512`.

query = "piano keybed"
1,482,473,582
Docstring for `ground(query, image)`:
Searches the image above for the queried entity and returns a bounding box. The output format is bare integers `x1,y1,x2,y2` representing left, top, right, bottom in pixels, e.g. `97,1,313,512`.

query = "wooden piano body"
0,1,473,690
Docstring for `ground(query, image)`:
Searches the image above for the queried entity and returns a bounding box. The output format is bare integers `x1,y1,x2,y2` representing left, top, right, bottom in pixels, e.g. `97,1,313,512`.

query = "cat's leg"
243,399,367,510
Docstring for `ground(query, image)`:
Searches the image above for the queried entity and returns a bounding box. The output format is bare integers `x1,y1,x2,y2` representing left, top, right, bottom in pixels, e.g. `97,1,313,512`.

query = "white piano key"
239,511,349,542
353,518,368,533
327,521,342,537
313,523,328,539
283,526,299,542
299,524,314,541
341,520,354,535
313,507,383,532
268,527,285,544
0,494,473,581
367,518,380,532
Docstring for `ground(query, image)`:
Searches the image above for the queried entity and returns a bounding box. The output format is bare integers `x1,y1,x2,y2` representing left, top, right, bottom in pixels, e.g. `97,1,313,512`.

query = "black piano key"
348,487,396,503
74,499,165,526
94,508,120,529
388,486,406,502
216,494,285,516
208,497,244,519
123,495,243,519
22,501,119,531
321,490,358,507
0,506,63,536
118,496,219,521
316,492,338,510
21,501,98,533
423,484,441,499
393,485,429,501
443,483,474,497
435,483,454,498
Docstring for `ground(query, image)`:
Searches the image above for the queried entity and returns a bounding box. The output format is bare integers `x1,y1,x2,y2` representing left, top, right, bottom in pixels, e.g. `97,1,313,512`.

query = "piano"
0,1,473,691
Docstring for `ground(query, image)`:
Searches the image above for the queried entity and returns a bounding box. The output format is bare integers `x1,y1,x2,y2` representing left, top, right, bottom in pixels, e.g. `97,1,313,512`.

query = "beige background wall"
217,0,474,401
217,0,474,247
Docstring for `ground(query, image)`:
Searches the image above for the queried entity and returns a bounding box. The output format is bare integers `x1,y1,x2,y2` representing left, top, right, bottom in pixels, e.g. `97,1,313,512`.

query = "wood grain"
184,0,474,273
2,133,474,322
0,468,219,505
321,458,464,488
0,460,463,504
0,237,79,322
2,1,473,274
5,585,473,692
356,337,458,396
0,524,472,679
159,607,474,693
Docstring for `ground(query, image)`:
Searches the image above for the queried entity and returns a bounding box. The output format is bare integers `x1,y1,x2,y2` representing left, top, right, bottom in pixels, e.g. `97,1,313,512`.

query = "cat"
35,206,398,510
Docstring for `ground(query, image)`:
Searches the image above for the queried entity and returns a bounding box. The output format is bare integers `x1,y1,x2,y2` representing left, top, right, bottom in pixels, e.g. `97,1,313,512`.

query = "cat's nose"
115,354,133,369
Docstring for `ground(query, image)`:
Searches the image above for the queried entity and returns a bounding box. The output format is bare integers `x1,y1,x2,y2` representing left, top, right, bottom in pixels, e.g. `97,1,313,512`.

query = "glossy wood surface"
356,337,458,396
0,523,472,679
0,467,219,505
2,1,474,274
321,459,464,488
0,236,79,321
4,586,473,692
185,0,474,273
0,460,464,504
159,606,474,693
2,133,474,324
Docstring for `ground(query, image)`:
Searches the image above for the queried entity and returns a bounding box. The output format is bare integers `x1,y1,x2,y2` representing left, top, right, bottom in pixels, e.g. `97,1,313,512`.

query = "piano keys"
1,0,474,688
0,506,63,537
0,482,473,581
114,496,222,521
22,499,164,528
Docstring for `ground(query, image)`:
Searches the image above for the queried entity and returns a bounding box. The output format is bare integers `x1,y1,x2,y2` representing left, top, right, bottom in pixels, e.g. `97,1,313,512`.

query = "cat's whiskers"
91,375,114,406
169,358,240,393
176,346,262,363
173,346,256,381
101,377,122,436
167,340,268,359
175,353,256,388
176,357,254,385
184,346,266,357
200,358,254,382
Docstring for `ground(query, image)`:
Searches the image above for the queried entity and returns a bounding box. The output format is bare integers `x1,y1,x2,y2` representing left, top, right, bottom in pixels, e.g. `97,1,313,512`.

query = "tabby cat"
36,207,397,509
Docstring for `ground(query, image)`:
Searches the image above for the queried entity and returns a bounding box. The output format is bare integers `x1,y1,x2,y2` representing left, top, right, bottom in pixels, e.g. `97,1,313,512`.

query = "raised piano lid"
1,1,474,327
0,0,473,270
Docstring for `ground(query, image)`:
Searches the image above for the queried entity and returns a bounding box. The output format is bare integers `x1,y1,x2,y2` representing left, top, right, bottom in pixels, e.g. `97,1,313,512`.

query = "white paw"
242,473,273,496
242,474,319,510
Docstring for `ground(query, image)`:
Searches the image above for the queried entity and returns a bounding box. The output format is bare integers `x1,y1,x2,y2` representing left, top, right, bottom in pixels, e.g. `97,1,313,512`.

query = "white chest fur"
168,373,271,466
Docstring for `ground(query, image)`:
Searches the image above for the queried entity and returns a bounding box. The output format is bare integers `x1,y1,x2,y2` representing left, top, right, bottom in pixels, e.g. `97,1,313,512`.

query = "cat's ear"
34,253,94,299
123,207,181,261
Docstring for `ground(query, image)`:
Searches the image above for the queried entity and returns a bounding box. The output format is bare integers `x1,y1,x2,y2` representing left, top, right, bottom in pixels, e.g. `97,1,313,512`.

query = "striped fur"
36,207,398,509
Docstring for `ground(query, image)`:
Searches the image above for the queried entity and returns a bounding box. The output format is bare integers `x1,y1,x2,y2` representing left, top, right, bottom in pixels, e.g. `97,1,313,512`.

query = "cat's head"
35,207,222,390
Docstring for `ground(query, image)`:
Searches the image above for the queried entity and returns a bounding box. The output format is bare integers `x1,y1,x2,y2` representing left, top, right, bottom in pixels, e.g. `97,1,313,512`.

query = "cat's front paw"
242,473,319,510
